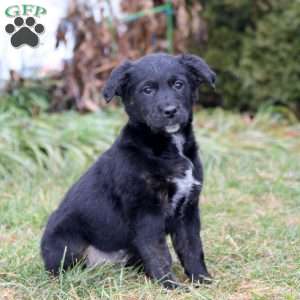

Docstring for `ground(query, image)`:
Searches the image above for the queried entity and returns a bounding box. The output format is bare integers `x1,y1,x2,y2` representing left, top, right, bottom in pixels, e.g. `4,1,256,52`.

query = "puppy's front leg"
171,200,212,284
132,213,178,289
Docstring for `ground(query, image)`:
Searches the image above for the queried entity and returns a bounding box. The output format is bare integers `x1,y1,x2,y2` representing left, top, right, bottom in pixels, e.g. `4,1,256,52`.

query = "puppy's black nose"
163,105,178,118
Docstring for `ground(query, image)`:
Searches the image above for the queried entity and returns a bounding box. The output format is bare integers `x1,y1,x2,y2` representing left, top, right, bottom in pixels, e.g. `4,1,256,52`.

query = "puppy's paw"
158,274,189,291
191,272,213,286
162,279,190,292
163,279,180,289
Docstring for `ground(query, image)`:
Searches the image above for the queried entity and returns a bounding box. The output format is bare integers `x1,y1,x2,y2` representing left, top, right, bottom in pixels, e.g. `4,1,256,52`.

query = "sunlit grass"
0,108,299,299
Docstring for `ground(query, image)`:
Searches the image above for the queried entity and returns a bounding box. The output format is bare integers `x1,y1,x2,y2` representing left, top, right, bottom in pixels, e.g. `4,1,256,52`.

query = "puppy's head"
103,53,215,134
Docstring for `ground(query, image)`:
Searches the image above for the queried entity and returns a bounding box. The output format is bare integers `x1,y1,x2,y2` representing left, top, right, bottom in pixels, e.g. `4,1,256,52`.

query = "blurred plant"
0,109,124,177
1,107,298,179
3,0,299,119
53,0,205,112
199,0,300,118
0,71,51,116
240,1,300,118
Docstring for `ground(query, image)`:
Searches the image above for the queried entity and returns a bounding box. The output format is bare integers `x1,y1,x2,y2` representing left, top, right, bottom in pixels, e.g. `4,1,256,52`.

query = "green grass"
0,109,299,300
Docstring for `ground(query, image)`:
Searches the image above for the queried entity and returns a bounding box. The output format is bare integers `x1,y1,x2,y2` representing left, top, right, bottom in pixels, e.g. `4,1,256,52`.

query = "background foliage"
2,0,299,118
199,0,300,117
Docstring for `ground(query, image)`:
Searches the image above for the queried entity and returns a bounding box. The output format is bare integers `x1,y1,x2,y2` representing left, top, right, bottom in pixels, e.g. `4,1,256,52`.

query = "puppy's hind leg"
41,231,87,275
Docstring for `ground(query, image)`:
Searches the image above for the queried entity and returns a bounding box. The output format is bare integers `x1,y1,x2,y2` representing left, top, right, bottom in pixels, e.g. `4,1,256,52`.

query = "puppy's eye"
173,80,184,90
142,86,153,95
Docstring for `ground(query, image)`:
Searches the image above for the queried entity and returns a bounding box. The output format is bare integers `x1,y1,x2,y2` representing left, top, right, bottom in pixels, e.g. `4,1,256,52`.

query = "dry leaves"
52,0,207,111
4,1,207,112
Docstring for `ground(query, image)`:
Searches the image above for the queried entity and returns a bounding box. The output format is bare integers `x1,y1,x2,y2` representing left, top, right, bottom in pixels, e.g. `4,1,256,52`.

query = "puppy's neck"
122,121,195,157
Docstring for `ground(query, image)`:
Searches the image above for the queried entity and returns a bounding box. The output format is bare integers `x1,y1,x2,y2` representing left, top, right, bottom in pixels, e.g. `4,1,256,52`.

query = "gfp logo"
4,5,46,48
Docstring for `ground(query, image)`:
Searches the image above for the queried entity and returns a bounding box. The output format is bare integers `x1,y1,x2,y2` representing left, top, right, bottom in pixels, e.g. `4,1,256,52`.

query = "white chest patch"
170,134,201,213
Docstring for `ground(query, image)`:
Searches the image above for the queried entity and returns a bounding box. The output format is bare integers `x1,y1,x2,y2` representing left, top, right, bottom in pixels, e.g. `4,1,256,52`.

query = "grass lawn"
0,109,299,299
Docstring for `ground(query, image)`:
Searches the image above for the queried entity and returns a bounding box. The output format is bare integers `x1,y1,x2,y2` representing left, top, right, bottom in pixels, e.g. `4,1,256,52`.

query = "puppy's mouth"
144,109,189,134
165,124,180,134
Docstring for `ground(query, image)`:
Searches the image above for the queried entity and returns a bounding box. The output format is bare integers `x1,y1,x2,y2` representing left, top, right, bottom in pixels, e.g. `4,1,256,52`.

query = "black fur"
41,53,216,288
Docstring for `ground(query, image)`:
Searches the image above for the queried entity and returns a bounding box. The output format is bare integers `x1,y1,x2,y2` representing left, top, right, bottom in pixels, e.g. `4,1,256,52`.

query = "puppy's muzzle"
160,105,178,119
163,105,178,119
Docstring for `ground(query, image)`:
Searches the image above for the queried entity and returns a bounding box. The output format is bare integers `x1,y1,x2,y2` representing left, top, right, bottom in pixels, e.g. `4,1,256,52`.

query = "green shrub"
198,0,300,117
240,1,300,116
0,80,51,116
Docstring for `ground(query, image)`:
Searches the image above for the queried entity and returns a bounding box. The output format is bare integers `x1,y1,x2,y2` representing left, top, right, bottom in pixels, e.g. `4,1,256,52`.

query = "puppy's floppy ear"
177,54,216,89
102,60,132,102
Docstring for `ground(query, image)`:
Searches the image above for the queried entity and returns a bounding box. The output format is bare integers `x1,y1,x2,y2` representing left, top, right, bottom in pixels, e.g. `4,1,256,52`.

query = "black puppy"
41,53,216,288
